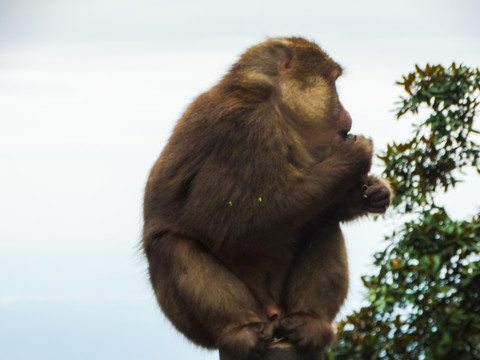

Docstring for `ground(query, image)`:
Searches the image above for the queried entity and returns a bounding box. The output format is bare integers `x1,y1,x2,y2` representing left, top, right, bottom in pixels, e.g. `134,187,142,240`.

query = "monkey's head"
223,37,353,158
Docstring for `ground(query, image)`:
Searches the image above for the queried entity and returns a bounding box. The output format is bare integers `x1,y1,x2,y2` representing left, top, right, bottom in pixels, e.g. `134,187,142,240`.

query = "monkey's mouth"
339,130,350,140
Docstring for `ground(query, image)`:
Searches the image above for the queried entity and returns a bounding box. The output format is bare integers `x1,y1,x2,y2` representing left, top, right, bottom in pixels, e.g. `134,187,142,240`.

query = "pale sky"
1,1,479,359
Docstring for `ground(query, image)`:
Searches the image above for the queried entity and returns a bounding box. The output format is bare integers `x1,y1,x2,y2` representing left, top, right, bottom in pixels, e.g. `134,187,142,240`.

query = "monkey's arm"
272,135,376,223
179,135,374,247
333,175,392,222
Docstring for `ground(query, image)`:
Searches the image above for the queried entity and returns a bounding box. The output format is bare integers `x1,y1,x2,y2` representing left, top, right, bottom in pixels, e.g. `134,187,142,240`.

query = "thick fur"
143,37,391,359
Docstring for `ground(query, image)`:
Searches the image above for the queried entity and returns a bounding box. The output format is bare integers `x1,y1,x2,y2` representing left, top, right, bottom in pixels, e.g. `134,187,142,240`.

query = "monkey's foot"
280,313,334,354
217,322,275,360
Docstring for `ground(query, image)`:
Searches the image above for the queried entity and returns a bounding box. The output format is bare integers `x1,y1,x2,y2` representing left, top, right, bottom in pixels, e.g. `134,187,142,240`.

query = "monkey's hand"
361,176,392,214
338,134,374,177
217,321,275,360
280,313,334,355
331,175,392,221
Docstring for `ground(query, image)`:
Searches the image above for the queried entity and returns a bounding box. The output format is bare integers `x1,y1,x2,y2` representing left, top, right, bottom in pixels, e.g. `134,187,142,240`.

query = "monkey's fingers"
345,134,357,143
366,204,389,214
361,184,369,198
362,185,390,213
363,184,390,200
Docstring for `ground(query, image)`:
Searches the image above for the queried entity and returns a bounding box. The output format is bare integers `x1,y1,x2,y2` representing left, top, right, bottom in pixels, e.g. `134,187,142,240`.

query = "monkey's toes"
280,314,334,352
218,322,275,359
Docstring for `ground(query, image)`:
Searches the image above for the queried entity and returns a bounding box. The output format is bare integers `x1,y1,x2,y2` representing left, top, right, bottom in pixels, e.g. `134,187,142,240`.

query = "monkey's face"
265,37,353,158
278,71,352,159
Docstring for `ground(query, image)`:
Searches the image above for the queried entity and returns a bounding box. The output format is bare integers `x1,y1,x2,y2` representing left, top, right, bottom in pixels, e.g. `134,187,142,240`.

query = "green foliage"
380,63,480,212
328,63,480,360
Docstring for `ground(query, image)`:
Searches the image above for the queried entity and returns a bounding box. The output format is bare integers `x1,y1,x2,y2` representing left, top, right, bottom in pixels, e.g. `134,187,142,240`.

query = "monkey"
142,37,391,360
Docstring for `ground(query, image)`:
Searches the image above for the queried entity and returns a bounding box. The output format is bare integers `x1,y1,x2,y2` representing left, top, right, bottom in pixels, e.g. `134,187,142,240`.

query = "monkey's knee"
158,286,218,348
145,234,217,347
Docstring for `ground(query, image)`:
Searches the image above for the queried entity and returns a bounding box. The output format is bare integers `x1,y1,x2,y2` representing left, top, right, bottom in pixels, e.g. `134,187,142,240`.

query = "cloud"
0,297,16,304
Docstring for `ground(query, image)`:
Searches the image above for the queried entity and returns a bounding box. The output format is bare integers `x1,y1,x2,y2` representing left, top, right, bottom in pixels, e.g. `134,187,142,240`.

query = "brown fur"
143,37,391,359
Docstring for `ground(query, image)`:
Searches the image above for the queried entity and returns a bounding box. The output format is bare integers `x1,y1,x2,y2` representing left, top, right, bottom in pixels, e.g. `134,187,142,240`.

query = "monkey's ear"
278,58,292,74
267,39,293,75
227,38,293,93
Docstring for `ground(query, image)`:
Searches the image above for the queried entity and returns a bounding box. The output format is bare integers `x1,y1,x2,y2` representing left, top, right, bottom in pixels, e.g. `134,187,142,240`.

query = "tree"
328,63,480,359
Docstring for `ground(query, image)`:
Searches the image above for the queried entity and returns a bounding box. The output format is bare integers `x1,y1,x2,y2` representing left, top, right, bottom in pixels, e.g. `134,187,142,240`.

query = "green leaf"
329,63,480,360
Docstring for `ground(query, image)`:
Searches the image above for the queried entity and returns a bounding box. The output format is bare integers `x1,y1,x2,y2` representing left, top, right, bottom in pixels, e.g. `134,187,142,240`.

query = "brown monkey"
143,37,391,359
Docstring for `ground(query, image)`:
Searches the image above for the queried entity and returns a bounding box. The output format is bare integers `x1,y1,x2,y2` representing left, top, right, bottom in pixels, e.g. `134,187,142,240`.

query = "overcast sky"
1,1,479,359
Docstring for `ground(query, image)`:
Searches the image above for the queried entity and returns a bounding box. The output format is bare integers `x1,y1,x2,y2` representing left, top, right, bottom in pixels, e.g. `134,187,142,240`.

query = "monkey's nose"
268,313,279,321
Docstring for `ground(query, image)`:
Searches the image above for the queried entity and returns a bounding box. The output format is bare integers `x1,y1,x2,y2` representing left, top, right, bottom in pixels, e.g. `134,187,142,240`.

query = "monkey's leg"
280,221,348,355
145,232,274,358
